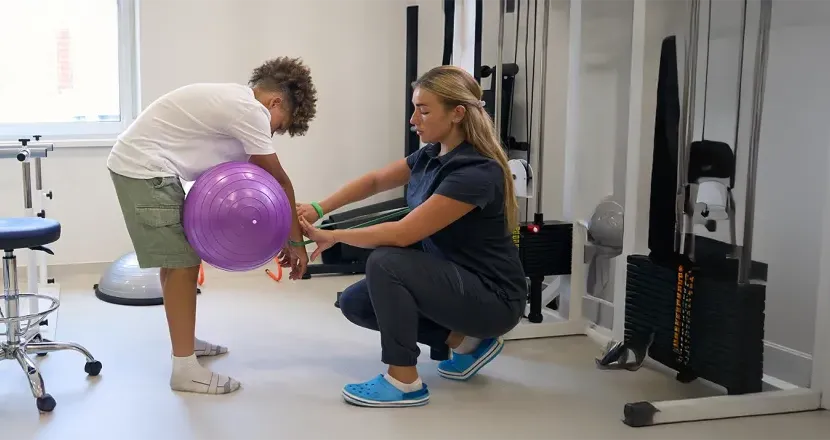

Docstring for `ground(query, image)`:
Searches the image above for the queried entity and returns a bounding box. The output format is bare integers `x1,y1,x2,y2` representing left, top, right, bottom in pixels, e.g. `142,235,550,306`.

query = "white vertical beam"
611,0,648,341
811,128,830,408
563,0,584,323
562,0,581,221
452,0,478,75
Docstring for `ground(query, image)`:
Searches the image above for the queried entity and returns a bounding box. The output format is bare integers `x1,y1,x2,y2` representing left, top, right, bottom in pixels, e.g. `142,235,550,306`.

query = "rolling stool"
0,217,102,412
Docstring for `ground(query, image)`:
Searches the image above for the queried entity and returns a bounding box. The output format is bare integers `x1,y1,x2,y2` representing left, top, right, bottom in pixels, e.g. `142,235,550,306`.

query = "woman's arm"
317,159,411,215
299,163,499,261
331,194,476,248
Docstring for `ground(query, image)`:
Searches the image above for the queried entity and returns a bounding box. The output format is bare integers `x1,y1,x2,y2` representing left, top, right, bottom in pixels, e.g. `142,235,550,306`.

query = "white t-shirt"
107,83,275,181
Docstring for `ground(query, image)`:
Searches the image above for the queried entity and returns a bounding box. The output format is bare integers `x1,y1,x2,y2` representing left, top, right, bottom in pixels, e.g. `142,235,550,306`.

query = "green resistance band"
288,206,411,247
310,202,325,219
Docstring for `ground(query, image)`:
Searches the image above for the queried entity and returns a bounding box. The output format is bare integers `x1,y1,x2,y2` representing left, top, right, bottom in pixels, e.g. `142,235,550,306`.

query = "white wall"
0,0,407,267
750,21,830,385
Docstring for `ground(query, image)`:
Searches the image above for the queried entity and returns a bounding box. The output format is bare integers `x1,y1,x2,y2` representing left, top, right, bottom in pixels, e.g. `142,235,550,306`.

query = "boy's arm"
248,153,302,244
224,108,304,246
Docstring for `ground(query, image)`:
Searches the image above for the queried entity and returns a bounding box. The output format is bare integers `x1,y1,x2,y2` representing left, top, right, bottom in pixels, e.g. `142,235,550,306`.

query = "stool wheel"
84,360,102,376
36,394,56,413
33,334,51,357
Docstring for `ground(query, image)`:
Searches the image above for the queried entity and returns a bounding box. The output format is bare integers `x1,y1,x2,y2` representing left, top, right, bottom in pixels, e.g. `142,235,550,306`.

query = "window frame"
0,0,138,142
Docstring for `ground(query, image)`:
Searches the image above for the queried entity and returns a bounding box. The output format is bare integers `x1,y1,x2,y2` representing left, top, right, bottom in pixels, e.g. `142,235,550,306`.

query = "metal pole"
731,0,748,191
21,159,39,314
0,147,50,159
534,0,551,214
21,162,33,211
4,252,21,347
674,0,702,256
34,157,49,285
495,0,506,138
728,0,748,254
34,157,43,193
739,0,772,284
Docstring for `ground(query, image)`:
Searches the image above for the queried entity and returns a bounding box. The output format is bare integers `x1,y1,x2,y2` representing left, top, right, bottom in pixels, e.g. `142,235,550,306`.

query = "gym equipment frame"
488,0,828,424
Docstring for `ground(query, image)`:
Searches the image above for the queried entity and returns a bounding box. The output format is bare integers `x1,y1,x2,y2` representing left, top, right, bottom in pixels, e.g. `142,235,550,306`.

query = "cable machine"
593,0,824,427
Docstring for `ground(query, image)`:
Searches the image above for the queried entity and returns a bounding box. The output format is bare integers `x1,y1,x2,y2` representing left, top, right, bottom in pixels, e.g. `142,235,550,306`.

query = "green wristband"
311,202,325,219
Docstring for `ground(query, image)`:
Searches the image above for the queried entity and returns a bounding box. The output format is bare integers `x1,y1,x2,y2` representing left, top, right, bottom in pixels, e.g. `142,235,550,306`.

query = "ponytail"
462,106,519,230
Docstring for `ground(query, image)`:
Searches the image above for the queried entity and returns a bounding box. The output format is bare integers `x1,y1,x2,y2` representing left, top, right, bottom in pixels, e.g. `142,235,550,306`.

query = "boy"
107,57,317,394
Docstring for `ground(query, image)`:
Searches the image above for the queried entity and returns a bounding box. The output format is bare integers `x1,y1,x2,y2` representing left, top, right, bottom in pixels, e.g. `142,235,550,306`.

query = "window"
0,0,136,140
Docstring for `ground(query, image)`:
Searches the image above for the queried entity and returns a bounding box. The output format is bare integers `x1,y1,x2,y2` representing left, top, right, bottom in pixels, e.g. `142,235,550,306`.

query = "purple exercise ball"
183,161,292,272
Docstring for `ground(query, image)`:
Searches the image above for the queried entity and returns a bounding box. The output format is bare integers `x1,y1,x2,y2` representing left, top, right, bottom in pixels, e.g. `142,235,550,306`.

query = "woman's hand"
299,217,336,262
296,203,321,223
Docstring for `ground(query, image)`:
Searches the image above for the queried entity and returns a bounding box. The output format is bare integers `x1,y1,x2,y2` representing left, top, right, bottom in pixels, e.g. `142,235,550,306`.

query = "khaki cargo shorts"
109,170,201,269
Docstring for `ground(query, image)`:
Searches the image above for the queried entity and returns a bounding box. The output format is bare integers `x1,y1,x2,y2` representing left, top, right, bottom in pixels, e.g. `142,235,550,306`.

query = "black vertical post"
474,0,483,82
442,0,455,66
405,5,419,157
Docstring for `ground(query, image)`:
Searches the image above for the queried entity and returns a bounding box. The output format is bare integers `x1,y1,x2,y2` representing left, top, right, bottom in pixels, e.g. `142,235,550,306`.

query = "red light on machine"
527,224,540,234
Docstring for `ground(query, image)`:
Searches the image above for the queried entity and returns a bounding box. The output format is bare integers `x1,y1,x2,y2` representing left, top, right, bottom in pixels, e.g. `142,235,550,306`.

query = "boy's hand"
290,246,309,280
277,248,292,268
296,203,321,223
278,245,309,280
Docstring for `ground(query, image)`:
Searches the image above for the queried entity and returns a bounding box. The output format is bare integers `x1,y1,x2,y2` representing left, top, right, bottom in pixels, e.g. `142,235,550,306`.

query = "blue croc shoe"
437,337,504,381
342,374,430,408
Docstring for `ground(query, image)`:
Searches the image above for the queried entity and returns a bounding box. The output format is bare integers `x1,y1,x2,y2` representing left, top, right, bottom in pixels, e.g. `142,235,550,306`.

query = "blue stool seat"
0,218,61,251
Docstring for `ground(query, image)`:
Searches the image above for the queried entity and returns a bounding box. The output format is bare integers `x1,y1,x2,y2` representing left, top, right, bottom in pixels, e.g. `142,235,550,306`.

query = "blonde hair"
413,65,519,230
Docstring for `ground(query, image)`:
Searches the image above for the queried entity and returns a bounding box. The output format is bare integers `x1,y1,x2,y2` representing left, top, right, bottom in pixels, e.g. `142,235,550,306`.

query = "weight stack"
514,220,572,322
624,248,766,395
515,220,573,277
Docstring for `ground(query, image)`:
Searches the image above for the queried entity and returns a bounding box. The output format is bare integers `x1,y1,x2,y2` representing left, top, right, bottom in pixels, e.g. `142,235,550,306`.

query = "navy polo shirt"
406,142,526,301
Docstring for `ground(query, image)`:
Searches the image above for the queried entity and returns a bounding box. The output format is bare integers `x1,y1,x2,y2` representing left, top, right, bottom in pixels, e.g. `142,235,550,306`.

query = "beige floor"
1,269,829,440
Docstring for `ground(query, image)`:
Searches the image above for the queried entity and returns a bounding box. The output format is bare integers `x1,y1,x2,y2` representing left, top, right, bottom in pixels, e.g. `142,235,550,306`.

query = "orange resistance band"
196,260,283,286
198,264,205,286
265,259,283,282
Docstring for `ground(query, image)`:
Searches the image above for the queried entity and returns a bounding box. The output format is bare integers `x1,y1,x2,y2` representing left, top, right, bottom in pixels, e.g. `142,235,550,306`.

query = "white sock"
194,338,228,357
170,354,240,395
454,337,482,355
384,374,423,393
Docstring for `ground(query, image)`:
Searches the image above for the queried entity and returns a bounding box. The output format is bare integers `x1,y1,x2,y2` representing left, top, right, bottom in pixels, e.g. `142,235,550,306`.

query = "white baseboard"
763,342,813,388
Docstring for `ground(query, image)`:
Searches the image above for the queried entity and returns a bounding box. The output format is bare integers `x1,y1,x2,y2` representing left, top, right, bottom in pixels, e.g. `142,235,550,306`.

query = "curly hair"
249,57,318,137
